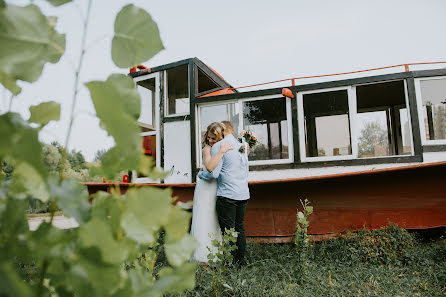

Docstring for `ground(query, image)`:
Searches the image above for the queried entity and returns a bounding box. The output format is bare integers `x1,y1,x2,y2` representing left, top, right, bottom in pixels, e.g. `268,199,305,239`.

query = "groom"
198,121,250,266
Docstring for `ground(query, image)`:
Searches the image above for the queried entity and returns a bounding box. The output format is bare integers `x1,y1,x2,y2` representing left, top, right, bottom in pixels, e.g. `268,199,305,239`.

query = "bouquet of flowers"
238,129,258,153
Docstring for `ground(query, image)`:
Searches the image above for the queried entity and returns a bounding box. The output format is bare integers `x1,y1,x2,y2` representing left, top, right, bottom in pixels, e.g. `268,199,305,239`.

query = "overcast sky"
2,0,446,161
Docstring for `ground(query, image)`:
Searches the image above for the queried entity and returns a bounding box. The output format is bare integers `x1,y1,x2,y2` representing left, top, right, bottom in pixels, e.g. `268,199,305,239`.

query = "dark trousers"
216,196,248,265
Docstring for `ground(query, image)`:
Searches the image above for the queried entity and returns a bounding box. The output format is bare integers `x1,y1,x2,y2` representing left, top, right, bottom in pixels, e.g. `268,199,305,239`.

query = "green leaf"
164,206,191,240
0,113,47,178
0,262,32,297
121,187,172,245
0,198,30,261
112,4,164,68
48,177,90,224
86,74,141,178
0,70,21,95
29,101,60,126
68,254,123,297
46,0,71,6
152,262,197,295
0,5,65,90
28,221,76,261
0,0,5,8
11,162,49,201
79,217,130,264
91,191,121,237
164,233,197,267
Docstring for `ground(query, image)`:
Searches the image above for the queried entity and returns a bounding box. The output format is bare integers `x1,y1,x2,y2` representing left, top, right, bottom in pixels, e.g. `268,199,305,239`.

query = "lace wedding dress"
190,173,222,263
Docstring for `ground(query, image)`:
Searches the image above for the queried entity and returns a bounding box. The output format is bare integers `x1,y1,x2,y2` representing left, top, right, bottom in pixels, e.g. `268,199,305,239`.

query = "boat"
85,58,446,241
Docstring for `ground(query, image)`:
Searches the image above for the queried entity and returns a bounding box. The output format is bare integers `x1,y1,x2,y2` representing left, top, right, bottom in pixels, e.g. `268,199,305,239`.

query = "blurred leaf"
91,191,121,237
28,221,76,261
86,74,141,178
164,206,191,240
46,0,71,6
49,177,90,224
112,4,164,68
0,5,65,90
90,146,139,179
0,113,47,178
0,0,5,8
139,155,169,179
11,163,49,201
121,187,172,245
0,262,32,297
0,70,21,95
79,217,130,264
152,262,197,295
164,233,197,267
29,101,60,126
68,253,122,296
0,198,29,261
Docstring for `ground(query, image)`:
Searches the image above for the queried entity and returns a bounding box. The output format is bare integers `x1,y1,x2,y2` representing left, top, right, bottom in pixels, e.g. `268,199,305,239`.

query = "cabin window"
197,102,240,165
356,81,411,157
298,81,412,162
417,77,446,143
166,65,189,116
242,97,291,161
197,67,220,94
137,78,156,130
300,89,352,158
197,96,293,166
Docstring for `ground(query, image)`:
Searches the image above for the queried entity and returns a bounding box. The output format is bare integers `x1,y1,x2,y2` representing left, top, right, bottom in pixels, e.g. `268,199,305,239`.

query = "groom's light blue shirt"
198,134,250,200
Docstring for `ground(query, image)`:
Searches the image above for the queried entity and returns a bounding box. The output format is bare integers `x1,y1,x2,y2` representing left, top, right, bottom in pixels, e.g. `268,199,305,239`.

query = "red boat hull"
85,162,446,242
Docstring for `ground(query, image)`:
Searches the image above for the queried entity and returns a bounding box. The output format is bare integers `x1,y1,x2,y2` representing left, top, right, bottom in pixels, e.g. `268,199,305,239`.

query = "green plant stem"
36,259,48,297
8,93,13,112
64,0,92,151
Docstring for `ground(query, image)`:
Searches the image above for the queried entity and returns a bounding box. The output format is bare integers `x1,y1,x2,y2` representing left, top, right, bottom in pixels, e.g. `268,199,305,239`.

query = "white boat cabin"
130,58,446,184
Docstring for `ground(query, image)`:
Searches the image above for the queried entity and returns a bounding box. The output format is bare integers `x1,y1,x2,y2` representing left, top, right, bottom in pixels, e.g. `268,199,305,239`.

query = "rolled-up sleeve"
210,142,223,179
198,170,214,180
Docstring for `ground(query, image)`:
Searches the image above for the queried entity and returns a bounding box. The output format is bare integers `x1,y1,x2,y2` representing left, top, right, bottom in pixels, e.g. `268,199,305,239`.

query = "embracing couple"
190,121,249,267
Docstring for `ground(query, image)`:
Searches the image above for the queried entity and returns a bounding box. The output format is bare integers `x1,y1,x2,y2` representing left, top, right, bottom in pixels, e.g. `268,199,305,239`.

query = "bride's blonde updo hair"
202,122,225,147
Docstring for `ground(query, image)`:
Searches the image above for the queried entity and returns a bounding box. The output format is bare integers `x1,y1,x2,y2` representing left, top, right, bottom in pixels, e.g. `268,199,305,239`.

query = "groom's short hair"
221,121,234,135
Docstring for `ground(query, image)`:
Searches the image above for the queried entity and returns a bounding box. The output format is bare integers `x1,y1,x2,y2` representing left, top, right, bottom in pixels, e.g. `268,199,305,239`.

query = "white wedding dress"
190,173,222,263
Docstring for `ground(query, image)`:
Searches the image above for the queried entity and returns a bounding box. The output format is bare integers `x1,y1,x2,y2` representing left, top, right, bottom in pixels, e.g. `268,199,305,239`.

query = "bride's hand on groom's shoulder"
220,142,233,153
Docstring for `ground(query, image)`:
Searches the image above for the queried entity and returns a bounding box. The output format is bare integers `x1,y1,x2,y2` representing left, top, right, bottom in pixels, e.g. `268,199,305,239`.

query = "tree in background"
358,121,389,157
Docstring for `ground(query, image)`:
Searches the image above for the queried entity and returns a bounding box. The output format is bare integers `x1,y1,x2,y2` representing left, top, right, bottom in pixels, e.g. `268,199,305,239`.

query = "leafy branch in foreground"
294,198,313,282
0,1,198,296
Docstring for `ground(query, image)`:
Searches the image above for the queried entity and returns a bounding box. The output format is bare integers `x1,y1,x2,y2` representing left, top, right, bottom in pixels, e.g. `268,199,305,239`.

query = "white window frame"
164,67,190,118
133,72,161,170
240,95,294,166
196,100,240,168
414,75,446,145
196,95,294,167
297,86,356,162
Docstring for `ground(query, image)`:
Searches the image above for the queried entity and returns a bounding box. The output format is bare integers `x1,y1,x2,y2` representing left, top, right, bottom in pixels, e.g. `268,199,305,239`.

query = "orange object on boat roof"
199,88,235,97
129,64,151,73
282,88,294,98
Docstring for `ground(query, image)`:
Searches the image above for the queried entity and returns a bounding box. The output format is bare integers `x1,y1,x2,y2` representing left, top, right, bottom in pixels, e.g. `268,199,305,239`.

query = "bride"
190,122,233,264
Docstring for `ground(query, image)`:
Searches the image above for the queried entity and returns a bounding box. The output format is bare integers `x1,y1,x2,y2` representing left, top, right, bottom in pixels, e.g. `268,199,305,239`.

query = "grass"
169,226,446,297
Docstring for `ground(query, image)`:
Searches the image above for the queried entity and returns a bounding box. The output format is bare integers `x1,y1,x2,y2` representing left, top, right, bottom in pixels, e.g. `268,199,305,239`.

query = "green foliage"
313,223,416,265
206,228,238,297
294,198,313,282
0,4,65,95
0,1,196,296
112,4,164,68
169,229,446,296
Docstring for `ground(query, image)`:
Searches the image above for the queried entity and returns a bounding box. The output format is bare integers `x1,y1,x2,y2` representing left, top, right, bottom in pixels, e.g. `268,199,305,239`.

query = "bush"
312,223,416,265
